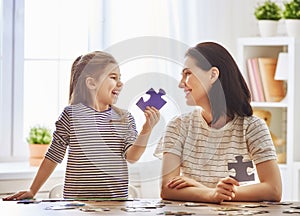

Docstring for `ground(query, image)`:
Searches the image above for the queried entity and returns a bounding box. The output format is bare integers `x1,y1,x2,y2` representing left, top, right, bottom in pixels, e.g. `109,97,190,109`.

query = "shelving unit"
237,37,300,201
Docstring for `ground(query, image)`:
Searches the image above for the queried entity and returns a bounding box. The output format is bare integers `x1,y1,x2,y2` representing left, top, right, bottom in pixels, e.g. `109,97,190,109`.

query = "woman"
154,42,282,203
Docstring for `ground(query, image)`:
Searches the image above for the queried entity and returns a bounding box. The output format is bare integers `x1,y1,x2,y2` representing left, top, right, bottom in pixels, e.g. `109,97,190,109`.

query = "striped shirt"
154,108,277,188
45,103,138,199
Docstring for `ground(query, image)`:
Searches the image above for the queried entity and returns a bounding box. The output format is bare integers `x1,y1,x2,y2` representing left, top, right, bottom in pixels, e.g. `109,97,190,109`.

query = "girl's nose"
117,80,123,87
117,80,123,86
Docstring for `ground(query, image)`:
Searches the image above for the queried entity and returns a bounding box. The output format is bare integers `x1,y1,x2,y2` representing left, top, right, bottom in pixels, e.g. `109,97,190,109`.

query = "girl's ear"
210,67,219,84
86,77,97,90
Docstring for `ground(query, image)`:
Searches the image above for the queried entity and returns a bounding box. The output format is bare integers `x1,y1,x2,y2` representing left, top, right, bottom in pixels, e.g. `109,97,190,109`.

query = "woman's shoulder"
168,109,203,125
234,115,266,128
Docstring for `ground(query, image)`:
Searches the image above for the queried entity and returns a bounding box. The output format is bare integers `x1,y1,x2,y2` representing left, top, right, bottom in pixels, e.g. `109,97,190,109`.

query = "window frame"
0,0,26,160
0,0,104,161
0,0,24,160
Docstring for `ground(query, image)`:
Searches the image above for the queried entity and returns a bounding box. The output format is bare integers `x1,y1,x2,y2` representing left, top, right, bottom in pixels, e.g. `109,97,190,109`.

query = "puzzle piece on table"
228,155,254,182
17,199,41,204
136,88,167,111
158,211,195,215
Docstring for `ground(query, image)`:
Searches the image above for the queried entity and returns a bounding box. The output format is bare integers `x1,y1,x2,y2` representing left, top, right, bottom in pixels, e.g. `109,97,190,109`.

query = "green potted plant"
27,126,52,166
283,0,300,37
254,0,282,37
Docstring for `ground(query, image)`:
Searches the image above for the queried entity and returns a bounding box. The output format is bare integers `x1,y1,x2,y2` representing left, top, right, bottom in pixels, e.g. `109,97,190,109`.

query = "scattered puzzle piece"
228,155,254,182
158,211,195,215
136,88,167,111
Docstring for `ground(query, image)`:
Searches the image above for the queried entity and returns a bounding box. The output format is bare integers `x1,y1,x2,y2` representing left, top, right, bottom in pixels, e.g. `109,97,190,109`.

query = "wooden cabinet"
237,37,300,201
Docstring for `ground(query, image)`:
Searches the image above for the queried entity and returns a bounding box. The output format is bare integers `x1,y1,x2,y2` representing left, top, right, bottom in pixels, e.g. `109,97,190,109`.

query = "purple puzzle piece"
228,155,254,182
136,88,167,111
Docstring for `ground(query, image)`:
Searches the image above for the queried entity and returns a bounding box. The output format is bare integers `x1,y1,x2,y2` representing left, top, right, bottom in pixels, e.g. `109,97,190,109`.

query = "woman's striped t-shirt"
154,108,277,188
45,103,138,199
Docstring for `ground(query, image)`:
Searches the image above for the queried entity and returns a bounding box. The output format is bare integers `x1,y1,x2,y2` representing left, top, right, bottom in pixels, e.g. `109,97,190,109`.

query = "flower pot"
29,144,49,166
258,20,278,37
285,19,300,37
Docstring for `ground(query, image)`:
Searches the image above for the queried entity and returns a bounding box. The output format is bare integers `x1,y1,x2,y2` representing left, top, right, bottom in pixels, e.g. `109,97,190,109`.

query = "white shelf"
251,102,288,108
237,36,300,201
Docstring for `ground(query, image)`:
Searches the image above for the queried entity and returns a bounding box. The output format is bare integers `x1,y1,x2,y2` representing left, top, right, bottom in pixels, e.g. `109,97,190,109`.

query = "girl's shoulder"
59,104,96,119
111,105,130,116
64,103,86,109
111,105,135,123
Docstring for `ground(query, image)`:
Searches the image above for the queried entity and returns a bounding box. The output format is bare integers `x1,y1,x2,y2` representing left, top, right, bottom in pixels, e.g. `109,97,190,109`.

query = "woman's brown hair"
186,42,252,123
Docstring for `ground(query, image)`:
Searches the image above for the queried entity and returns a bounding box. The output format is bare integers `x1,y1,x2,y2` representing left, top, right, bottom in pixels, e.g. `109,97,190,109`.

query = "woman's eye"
184,71,191,77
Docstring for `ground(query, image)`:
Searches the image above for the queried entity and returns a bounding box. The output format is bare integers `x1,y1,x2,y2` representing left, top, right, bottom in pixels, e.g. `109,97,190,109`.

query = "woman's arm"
160,153,238,203
126,107,160,163
233,159,282,202
3,157,57,200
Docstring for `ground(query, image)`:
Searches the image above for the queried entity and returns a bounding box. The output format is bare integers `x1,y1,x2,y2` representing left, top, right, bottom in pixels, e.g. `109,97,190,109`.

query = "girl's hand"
2,190,34,201
141,106,160,134
209,177,239,203
167,176,201,189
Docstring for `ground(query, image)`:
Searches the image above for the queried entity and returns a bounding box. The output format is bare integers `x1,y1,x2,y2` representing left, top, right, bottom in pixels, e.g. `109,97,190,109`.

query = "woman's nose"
178,79,185,88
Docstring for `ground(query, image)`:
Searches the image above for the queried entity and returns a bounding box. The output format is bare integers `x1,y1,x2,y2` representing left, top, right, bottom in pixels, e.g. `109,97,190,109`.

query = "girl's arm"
126,106,160,163
3,157,57,200
233,159,282,202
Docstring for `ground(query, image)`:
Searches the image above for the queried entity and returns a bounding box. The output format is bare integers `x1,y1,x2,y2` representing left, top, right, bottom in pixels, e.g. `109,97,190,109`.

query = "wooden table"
1,198,300,215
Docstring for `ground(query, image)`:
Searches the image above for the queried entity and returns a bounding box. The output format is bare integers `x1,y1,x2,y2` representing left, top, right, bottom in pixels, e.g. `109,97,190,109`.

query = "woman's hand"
141,106,160,134
209,177,240,203
2,189,35,201
167,176,202,189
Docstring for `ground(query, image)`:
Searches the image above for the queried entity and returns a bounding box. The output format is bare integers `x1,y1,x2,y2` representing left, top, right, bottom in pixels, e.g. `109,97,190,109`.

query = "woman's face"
179,56,212,106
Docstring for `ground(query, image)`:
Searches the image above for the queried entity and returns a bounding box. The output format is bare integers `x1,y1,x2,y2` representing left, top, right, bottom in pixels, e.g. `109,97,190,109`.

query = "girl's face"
93,64,123,110
179,56,212,106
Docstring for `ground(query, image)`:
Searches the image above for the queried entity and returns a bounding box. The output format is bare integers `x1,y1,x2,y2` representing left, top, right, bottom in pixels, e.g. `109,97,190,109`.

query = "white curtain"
100,0,259,198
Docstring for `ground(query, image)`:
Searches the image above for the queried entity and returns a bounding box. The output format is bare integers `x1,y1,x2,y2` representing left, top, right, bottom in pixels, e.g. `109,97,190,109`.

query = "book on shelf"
246,58,265,102
246,57,286,102
246,58,259,101
252,58,266,102
257,58,286,102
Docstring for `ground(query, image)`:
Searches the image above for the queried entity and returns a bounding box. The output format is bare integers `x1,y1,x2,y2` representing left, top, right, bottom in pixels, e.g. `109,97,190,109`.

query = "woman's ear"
210,67,219,84
86,77,97,90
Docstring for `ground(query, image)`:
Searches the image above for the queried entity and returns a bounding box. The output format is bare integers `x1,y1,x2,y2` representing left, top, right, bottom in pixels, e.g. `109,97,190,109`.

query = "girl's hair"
69,55,82,103
185,42,252,122
69,51,118,106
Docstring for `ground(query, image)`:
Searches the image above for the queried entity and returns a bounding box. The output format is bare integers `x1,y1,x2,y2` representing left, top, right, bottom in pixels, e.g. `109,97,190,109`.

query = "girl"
155,42,282,203
5,51,160,200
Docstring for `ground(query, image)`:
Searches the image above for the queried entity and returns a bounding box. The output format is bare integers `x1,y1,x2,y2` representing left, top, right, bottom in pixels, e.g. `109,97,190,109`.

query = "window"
19,0,189,162
0,0,103,160
1,0,253,162
0,0,3,157
0,0,14,160
22,0,107,160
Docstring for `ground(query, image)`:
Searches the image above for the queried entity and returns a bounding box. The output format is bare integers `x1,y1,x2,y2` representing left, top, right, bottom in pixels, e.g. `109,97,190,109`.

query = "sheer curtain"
1,0,259,196
101,0,258,197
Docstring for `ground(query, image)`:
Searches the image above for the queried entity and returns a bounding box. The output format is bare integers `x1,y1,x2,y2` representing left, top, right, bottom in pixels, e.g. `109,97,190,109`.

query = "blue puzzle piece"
228,155,254,182
136,88,167,111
